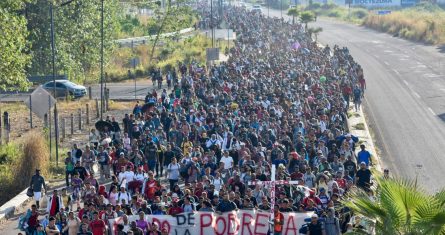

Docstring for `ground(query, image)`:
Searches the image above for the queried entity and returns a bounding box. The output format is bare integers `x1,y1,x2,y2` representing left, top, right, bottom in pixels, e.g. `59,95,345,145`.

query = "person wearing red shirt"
302,190,322,207
143,171,160,201
168,199,184,216
89,212,106,235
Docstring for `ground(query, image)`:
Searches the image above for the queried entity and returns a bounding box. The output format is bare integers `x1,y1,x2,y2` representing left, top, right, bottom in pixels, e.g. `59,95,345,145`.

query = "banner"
109,210,313,235
352,0,401,8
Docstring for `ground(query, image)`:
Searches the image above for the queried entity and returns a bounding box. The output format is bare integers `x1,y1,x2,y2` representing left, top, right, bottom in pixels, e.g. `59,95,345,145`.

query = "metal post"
95,98,100,118
280,0,283,19
78,108,82,130
62,118,66,139
88,87,92,100
100,0,104,120
6,117,10,144
55,107,59,166
86,103,90,125
70,113,74,135
29,95,33,129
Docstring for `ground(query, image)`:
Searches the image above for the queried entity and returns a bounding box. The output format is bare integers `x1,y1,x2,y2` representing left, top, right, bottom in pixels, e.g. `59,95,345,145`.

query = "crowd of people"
22,4,374,235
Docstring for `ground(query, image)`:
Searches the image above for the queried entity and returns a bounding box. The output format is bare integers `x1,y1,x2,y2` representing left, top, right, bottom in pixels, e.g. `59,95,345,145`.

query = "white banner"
108,210,313,235
352,0,401,7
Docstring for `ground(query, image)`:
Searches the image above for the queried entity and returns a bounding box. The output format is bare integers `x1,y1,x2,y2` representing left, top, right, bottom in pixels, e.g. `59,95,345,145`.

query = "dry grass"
0,130,49,204
363,4,445,44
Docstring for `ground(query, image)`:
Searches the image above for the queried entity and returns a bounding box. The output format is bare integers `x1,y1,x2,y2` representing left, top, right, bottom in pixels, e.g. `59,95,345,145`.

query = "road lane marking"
403,80,409,86
428,107,436,116
384,61,389,65
440,88,445,92
393,69,400,75
412,91,421,99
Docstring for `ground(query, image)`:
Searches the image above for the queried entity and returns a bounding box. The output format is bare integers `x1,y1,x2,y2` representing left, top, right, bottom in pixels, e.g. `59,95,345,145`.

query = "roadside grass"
353,123,365,130
0,131,49,205
305,3,368,24
363,3,445,44
310,2,445,45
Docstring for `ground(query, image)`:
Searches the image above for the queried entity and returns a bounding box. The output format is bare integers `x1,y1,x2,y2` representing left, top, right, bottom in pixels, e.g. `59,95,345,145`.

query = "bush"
307,2,321,10
352,9,368,19
328,10,341,18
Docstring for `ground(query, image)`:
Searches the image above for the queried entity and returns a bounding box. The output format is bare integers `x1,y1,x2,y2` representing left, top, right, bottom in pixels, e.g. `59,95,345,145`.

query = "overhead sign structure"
352,0,401,8
24,86,56,119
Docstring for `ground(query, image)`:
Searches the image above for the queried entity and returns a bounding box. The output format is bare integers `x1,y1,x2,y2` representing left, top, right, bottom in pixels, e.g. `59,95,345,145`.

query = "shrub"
328,10,341,18
352,9,368,19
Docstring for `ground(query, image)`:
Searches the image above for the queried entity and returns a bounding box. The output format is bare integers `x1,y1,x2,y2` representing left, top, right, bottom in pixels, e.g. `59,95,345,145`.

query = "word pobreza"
108,210,313,235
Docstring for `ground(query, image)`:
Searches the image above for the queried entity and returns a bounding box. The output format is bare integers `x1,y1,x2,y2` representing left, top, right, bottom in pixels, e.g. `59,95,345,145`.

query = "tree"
287,8,299,24
25,0,120,83
0,0,32,91
299,11,315,30
344,177,445,234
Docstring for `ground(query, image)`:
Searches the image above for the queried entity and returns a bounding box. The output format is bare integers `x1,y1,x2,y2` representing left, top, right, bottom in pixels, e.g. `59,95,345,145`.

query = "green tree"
25,0,120,83
344,178,445,234
287,7,299,24
0,0,32,91
300,11,315,30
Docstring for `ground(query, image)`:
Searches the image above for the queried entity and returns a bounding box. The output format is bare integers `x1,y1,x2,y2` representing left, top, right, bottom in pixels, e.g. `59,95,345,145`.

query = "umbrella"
95,120,113,132
319,76,327,83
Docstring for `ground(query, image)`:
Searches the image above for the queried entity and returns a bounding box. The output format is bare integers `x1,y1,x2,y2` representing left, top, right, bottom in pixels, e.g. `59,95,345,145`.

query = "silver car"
42,80,87,98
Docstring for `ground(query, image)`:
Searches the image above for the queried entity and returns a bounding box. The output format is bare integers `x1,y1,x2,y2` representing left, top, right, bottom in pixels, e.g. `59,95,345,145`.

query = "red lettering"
254,213,269,235
200,213,213,235
240,212,253,235
228,212,239,235
284,215,297,235
161,221,170,233
214,216,226,235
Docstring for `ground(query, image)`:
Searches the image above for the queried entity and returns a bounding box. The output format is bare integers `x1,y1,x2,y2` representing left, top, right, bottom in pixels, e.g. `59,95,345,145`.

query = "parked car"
42,80,87,98
251,5,262,13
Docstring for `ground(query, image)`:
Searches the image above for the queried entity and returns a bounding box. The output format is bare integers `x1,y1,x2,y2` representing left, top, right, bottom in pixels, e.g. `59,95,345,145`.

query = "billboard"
352,0,401,7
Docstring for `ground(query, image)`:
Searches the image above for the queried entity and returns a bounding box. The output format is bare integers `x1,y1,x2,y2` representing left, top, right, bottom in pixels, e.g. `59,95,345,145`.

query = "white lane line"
374,55,380,58
393,69,400,75
412,91,421,99
428,107,436,116
384,61,389,65
440,88,445,92
403,80,409,86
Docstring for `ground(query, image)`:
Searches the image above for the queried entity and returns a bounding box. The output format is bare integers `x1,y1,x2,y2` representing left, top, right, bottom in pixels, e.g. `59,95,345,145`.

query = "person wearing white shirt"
117,187,131,204
206,134,221,149
123,168,135,186
220,151,234,170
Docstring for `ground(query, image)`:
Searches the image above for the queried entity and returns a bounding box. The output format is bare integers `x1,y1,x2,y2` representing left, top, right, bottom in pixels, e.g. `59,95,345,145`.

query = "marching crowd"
22,4,374,235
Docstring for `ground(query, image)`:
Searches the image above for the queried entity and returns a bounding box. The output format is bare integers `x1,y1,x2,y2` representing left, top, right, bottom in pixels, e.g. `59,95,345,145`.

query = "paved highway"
262,8,445,191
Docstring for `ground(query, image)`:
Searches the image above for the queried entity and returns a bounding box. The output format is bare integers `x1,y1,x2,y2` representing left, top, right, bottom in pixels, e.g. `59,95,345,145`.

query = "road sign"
376,10,392,15
206,48,220,61
24,86,56,119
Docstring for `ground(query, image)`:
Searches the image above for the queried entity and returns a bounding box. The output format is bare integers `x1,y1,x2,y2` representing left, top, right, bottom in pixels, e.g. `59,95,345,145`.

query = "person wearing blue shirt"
357,144,372,167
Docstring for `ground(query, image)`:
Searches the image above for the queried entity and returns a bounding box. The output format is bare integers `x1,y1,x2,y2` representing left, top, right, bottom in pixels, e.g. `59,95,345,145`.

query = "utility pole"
211,0,214,48
50,3,59,166
100,0,105,120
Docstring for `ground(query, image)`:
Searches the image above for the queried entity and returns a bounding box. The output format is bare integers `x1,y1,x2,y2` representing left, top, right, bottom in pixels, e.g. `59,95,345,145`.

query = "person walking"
324,208,341,235
307,214,326,235
29,169,46,209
